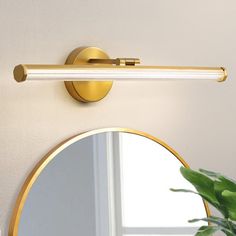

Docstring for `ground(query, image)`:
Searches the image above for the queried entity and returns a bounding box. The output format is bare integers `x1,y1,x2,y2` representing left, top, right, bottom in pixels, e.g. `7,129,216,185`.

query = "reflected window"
93,133,207,236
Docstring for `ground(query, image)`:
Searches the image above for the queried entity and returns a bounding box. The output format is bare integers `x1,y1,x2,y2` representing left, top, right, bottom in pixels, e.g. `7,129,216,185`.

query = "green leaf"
229,221,236,233
221,225,236,236
221,230,236,236
172,167,236,233
221,190,236,221
216,177,236,193
170,188,214,204
195,226,221,236
189,216,228,228
222,231,235,236
199,169,221,178
190,217,236,235
213,173,236,218
170,188,198,194
219,175,236,185
180,167,220,208
199,169,236,187
214,181,230,218
170,187,227,216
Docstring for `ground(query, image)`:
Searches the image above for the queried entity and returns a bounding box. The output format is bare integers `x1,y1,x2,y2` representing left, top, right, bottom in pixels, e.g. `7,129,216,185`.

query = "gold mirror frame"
9,128,210,236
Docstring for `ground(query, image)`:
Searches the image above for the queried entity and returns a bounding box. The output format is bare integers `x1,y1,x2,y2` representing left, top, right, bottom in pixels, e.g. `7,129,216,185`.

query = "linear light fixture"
13,46,227,103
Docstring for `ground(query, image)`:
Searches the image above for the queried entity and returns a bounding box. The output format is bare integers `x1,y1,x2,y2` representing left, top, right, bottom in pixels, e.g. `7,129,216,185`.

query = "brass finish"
89,58,140,66
64,47,113,102
13,65,27,82
219,67,228,82
8,128,210,236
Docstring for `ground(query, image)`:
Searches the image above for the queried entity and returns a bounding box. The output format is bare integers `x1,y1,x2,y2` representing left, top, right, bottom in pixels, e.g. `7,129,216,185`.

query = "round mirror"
9,128,208,236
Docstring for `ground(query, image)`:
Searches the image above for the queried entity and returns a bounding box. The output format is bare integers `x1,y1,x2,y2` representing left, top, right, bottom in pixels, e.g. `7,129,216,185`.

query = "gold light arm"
13,64,227,83
13,47,227,103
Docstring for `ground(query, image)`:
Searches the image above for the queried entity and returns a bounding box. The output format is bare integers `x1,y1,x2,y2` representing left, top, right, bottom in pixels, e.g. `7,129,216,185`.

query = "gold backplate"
64,47,113,102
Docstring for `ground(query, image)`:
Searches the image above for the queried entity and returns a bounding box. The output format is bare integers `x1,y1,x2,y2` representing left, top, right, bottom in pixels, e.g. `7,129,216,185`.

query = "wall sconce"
13,46,227,103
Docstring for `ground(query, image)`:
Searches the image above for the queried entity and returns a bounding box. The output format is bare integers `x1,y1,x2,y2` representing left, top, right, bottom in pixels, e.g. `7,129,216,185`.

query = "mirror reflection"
12,130,207,236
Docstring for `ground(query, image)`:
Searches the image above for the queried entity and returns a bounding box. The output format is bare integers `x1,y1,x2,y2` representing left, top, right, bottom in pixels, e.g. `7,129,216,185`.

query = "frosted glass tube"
14,65,227,82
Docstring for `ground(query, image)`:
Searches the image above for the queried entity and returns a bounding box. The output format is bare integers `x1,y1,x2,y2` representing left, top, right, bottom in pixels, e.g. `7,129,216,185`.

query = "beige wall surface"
0,0,235,235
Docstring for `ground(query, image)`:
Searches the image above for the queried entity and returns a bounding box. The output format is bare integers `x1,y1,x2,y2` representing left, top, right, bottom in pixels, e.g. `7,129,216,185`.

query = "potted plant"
171,167,236,235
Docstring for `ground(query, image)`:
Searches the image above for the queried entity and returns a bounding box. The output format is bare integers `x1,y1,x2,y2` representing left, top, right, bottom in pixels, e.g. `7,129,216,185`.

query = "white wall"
0,0,235,235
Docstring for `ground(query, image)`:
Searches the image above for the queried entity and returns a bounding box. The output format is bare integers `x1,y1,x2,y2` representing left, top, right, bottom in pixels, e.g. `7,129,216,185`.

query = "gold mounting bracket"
64,47,140,103
64,47,112,103
89,58,140,66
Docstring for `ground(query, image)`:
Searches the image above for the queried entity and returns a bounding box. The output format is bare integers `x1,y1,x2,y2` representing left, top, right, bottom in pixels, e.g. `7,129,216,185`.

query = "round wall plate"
64,47,113,103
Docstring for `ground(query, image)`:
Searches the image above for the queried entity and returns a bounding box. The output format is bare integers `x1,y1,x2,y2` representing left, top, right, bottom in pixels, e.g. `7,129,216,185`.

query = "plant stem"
226,218,234,235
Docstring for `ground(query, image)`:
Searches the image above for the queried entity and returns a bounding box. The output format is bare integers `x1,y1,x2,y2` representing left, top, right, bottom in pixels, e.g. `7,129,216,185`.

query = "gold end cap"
13,65,27,82
218,67,228,82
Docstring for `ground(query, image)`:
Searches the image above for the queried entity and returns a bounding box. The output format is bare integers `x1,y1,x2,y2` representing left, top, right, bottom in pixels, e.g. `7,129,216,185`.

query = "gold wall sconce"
13,46,227,103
